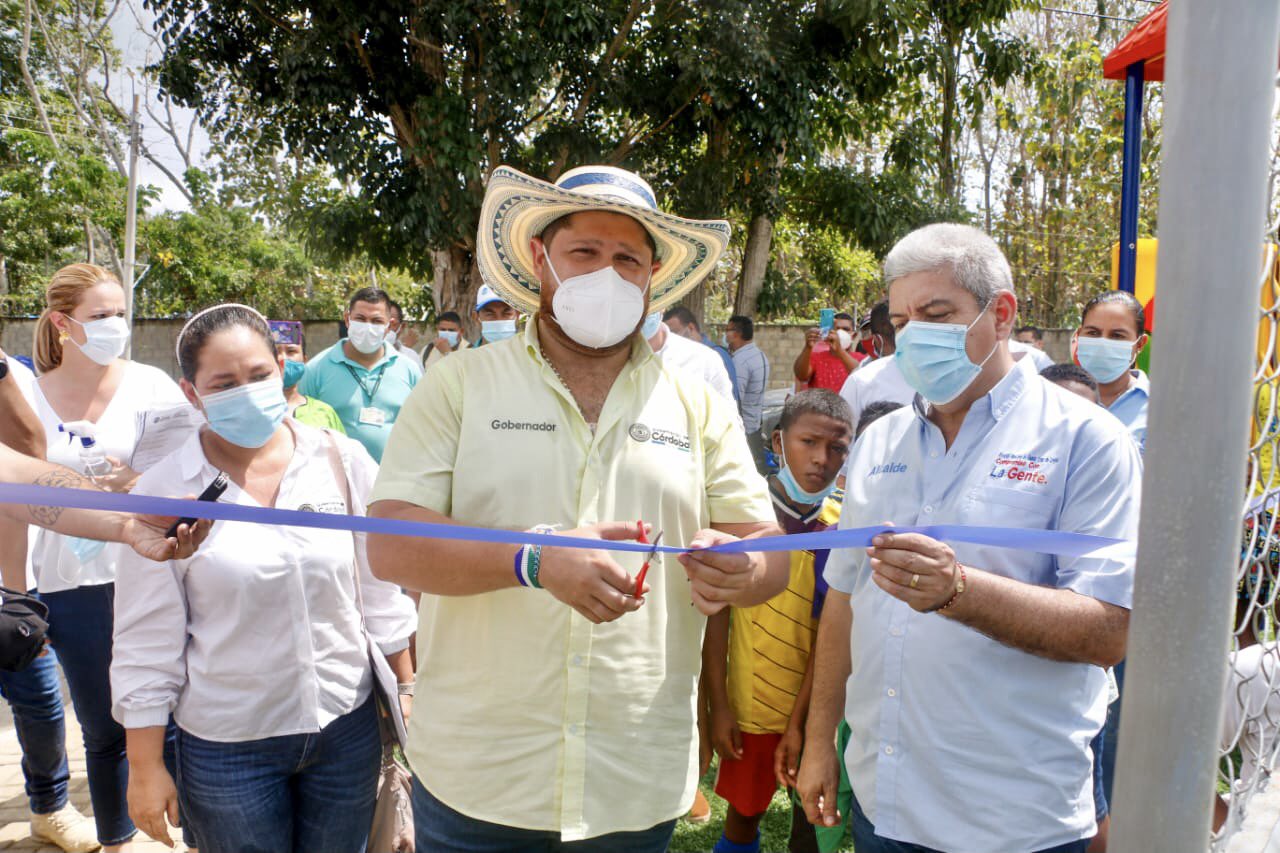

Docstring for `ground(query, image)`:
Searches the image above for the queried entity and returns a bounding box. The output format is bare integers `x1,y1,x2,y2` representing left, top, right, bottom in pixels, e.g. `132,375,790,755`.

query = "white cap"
475,284,509,312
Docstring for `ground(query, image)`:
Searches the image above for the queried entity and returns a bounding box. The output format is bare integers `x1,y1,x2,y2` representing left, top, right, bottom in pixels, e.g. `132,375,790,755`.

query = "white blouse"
110,420,417,742
27,361,187,592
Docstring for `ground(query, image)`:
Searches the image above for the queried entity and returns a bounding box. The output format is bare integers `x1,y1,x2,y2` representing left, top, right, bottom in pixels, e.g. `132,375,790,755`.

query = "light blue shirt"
298,341,418,462
1108,368,1149,454
731,341,770,431
826,356,1141,852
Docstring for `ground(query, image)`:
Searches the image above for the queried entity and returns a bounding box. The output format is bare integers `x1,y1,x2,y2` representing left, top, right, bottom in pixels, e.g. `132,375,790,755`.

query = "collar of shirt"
519,313,656,374
1110,368,1150,410
769,484,825,529
331,340,398,372
910,353,1033,427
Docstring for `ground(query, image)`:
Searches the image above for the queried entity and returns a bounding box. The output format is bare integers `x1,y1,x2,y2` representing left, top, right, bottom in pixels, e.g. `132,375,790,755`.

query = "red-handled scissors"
634,521,663,598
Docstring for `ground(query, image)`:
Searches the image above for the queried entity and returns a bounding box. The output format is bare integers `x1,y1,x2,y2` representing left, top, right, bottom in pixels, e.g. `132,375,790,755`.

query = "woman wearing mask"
277,333,346,432
29,263,186,851
1073,290,1149,452
1073,289,1149,853
112,304,417,852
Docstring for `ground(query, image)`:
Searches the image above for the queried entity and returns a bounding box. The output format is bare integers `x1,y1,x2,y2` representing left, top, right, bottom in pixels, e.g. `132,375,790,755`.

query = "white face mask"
386,329,400,347
68,316,129,365
836,329,853,351
347,320,387,355
548,261,649,350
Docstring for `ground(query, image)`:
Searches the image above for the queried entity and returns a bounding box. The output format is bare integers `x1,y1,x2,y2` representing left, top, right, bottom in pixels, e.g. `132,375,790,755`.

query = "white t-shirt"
837,355,916,436
8,359,39,590
8,358,36,399
652,325,736,404
395,342,424,375
1010,339,1054,371
28,361,186,593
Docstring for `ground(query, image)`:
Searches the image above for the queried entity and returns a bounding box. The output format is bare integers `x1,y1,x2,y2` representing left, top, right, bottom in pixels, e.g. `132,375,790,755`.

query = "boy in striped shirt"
704,389,853,853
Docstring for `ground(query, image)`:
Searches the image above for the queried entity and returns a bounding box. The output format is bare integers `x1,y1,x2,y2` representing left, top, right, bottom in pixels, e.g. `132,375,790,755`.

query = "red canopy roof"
1103,1,1168,81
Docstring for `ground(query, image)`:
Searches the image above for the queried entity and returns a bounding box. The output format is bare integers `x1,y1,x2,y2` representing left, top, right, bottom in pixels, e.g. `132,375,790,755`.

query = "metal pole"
1110,3,1280,852
1117,61,1145,294
123,93,140,359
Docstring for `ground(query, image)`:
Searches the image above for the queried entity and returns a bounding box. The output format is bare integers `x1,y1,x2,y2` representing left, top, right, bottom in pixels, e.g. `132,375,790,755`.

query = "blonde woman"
29,263,186,851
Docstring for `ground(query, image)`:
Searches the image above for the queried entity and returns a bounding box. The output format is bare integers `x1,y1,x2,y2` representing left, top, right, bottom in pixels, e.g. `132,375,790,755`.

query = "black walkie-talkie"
164,472,230,538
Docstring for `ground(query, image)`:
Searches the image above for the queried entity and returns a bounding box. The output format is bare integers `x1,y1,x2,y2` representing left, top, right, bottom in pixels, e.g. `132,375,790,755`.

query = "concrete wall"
0,318,344,378
1,317,1074,386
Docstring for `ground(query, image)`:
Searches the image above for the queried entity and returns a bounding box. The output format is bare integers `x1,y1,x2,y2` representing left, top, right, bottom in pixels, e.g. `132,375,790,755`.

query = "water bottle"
58,420,113,479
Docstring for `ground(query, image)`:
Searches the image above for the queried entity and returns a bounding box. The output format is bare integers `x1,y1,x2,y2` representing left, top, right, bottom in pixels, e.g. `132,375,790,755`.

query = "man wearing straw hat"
367,165,788,852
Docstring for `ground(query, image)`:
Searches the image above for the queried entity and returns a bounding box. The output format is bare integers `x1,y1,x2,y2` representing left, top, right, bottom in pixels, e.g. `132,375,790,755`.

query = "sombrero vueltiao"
476,165,731,315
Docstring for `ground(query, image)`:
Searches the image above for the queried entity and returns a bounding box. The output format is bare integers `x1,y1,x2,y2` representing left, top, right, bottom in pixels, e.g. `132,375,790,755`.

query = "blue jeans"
849,793,1090,853
1100,658,1124,806
0,640,70,814
1090,728,1108,820
412,776,678,853
42,583,134,845
176,696,380,853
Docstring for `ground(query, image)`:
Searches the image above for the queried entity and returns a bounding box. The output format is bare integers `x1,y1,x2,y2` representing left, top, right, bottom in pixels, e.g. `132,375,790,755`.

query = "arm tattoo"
29,469,95,527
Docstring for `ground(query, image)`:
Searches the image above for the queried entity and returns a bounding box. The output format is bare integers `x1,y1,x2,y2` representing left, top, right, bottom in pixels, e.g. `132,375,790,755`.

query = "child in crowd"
703,389,853,853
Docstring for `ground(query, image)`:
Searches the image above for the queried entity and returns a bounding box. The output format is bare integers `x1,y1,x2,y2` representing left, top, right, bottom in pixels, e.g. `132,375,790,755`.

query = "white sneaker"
30,804,101,852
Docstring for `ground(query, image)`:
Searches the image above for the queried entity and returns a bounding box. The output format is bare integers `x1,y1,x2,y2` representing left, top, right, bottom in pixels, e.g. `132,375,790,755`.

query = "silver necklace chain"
539,345,569,389
539,346,597,433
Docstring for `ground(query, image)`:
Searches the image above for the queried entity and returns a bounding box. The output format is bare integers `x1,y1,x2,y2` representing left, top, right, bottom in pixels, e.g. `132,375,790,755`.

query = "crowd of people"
0,162,1163,853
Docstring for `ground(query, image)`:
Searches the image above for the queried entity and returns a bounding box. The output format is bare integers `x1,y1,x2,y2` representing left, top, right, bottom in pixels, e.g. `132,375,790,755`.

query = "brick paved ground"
0,685,183,852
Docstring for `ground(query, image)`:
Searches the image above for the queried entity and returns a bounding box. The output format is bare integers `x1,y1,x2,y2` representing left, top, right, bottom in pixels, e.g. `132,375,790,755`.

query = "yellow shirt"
727,498,841,734
370,319,772,840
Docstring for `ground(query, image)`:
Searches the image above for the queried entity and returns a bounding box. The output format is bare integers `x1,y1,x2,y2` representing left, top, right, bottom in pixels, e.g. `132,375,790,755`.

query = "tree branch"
18,0,60,150
548,0,648,178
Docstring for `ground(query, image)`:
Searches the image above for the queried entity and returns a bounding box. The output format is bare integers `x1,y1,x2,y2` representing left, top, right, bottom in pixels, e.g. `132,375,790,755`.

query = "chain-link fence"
1215,78,1280,850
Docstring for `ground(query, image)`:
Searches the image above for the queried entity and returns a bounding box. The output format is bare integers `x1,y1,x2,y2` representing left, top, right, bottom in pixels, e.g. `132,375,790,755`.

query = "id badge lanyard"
344,362,387,405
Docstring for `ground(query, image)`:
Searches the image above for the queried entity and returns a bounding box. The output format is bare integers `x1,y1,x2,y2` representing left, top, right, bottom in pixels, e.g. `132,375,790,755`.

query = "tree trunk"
431,245,484,335
938,30,962,204
676,283,706,328
734,213,773,317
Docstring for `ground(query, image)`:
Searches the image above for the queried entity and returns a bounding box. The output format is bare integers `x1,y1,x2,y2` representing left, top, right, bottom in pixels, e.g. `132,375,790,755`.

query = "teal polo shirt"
298,341,418,461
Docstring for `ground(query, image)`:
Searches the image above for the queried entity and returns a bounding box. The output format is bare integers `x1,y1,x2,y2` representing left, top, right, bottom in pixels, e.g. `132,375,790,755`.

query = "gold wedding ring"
909,573,920,589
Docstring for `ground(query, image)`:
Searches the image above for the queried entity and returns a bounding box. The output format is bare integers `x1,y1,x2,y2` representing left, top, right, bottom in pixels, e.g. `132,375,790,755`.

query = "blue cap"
475,284,508,312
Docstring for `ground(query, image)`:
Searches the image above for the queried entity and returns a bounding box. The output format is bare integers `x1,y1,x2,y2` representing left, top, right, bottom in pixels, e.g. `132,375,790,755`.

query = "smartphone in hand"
165,472,230,539
819,308,836,337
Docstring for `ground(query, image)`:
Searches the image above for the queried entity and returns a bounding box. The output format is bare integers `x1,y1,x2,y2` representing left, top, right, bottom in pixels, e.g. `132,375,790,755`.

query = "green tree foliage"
0,128,136,311
142,0,925,319
755,221,882,321
967,4,1161,326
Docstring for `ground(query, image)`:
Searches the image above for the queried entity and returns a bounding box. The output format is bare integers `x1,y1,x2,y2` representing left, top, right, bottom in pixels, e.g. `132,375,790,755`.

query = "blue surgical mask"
776,444,837,506
894,311,998,406
65,536,106,564
282,359,306,389
641,312,663,340
482,319,517,342
199,378,288,448
440,330,460,348
1076,336,1135,384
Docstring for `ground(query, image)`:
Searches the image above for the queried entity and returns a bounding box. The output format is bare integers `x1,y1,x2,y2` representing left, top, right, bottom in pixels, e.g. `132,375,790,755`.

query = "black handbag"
0,588,49,672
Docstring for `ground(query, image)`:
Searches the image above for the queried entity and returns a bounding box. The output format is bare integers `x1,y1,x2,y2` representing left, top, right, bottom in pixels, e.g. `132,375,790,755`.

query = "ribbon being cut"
0,481,1132,560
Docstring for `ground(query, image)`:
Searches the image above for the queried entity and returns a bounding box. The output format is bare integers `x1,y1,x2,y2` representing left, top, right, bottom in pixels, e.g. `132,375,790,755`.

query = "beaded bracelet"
935,562,968,612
